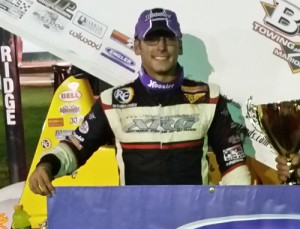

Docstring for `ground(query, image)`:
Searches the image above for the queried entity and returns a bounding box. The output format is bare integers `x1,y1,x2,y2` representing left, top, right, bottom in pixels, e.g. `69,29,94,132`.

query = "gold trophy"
247,96,300,185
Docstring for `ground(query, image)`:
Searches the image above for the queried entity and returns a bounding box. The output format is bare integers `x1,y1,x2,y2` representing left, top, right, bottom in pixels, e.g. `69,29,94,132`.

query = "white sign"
1,0,300,169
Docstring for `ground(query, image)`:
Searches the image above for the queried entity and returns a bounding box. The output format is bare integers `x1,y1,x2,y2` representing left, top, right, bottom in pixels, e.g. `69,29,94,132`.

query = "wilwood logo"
69,30,102,50
254,0,300,73
33,11,64,31
73,11,107,39
37,0,76,20
101,47,136,72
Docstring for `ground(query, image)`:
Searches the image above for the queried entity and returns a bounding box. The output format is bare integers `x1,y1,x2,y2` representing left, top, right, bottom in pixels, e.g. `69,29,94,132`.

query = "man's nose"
156,37,167,49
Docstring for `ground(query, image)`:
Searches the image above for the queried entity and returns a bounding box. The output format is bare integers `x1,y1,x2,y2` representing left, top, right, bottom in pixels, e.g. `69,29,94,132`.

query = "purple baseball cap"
134,8,182,39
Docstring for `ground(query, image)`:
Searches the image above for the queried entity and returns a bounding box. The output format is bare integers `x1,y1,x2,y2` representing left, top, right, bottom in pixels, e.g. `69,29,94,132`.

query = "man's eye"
143,36,178,46
167,36,176,41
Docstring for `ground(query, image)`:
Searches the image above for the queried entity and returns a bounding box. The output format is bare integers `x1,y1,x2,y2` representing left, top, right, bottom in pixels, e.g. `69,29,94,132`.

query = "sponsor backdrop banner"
0,1,300,167
48,186,300,229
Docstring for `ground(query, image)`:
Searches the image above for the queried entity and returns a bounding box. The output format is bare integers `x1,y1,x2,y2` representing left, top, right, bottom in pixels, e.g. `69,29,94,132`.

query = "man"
276,155,300,184
29,8,251,196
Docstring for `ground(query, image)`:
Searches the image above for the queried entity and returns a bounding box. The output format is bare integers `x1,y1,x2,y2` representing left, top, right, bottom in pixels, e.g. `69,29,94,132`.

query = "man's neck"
138,66,184,92
151,74,177,83
142,66,178,83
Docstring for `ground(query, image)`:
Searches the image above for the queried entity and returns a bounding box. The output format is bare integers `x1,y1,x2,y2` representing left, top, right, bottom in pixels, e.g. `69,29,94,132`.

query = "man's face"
134,31,182,79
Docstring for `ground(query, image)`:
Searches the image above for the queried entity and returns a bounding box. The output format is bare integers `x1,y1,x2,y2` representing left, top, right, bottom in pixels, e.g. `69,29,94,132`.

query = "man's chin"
153,67,174,75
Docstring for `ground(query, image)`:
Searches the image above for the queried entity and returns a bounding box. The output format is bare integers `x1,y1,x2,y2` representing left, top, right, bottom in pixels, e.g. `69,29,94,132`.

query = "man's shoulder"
182,78,219,94
101,79,137,95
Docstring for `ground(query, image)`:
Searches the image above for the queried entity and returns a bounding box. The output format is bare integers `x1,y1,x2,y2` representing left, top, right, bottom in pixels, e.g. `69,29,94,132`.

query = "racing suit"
39,69,250,185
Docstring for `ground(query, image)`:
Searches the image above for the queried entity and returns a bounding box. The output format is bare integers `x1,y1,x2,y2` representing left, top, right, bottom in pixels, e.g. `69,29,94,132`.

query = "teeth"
155,57,167,60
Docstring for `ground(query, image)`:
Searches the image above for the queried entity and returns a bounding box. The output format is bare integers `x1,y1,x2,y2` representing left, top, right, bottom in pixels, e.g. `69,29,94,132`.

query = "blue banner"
47,186,300,229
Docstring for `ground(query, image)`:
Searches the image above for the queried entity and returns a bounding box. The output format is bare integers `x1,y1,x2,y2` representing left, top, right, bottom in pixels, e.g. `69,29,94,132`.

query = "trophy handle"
246,96,277,155
246,96,263,134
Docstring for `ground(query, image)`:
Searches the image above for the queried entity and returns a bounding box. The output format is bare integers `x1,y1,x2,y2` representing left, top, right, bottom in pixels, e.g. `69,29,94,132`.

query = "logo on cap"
145,11,172,21
134,8,182,39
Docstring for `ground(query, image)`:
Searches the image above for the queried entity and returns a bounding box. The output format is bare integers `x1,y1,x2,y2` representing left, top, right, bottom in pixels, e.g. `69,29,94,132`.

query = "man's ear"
134,40,141,55
179,39,183,55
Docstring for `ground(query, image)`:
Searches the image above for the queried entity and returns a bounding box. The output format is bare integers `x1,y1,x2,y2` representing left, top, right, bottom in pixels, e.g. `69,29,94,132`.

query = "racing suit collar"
138,65,184,92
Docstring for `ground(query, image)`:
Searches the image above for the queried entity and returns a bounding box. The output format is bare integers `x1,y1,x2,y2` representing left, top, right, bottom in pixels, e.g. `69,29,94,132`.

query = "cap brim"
141,25,178,39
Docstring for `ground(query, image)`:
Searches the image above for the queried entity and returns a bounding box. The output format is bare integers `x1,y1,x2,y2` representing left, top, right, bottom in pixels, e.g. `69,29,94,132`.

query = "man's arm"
208,95,251,185
29,98,113,196
29,162,55,196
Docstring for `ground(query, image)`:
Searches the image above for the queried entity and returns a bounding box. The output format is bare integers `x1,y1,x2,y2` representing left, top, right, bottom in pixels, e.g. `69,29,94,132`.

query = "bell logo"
263,0,300,36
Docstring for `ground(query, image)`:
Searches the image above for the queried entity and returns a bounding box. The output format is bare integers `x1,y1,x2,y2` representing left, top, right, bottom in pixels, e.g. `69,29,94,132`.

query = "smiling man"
29,8,251,196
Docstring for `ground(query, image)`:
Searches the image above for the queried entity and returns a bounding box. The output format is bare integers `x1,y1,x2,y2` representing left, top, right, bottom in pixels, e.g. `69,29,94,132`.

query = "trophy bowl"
247,96,300,185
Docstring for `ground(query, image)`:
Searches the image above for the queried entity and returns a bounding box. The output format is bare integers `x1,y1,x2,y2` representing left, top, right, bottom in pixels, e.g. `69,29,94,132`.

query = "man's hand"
29,163,55,196
275,154,300,184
